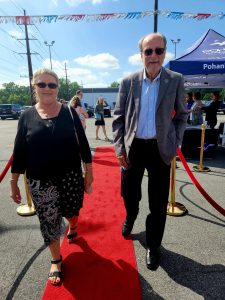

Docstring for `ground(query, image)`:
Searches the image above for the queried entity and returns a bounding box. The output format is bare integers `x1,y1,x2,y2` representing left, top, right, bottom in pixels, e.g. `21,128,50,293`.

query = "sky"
0,0,225,88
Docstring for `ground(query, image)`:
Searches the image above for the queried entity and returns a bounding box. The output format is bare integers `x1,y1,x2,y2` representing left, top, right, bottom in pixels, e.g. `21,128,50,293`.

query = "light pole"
171,39,181,59
44,41,55,69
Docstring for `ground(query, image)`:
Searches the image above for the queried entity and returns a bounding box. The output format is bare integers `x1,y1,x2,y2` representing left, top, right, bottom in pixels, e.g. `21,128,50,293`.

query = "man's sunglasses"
143,48,165,56
35,82,58,89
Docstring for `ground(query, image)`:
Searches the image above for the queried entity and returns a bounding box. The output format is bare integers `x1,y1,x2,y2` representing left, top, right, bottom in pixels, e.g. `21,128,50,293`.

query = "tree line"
0,79,120,106
0,79,224,106
0,78,80,106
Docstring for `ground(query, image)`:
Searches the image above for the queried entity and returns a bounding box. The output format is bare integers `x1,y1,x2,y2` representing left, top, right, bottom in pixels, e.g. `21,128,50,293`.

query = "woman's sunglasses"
35,82,58,89
143,48,165,56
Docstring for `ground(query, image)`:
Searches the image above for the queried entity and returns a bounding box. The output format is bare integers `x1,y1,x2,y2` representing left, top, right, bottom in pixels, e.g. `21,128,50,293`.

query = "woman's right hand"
10,181,21,204
84,163,94,193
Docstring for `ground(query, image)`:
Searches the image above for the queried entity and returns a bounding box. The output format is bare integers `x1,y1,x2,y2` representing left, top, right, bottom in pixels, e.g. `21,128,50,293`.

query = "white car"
21,105,32,113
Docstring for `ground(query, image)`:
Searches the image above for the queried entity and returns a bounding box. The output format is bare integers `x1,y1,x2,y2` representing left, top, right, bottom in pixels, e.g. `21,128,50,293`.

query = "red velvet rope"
0,154,13,183
177,148,225,217
1,150,225,217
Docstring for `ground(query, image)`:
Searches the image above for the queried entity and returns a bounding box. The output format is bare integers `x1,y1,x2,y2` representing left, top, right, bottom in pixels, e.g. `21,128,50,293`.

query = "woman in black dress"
10,68,93,285
94,96,110,141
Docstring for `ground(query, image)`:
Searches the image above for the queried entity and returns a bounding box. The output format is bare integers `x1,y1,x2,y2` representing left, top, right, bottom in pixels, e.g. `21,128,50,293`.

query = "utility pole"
64,62,69,101
153,0,158,33
18,10,36,105
24,10,33,105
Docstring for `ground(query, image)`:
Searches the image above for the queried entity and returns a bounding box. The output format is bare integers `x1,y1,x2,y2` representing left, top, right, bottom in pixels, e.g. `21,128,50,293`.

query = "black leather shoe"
122,219,134,237
146,248,160,271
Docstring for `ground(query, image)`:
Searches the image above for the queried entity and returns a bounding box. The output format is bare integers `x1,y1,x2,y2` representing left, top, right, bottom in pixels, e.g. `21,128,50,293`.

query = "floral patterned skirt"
27,169,84,245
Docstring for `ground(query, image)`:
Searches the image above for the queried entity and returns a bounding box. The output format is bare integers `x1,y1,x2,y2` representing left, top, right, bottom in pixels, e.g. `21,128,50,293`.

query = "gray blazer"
112,68,188,165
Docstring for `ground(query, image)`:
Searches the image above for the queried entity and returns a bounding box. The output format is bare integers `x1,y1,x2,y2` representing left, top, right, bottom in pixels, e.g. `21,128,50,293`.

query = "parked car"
84,103,94,118
103,100,111,117
21,105,32,113
218,100,225,114
0,103,22,120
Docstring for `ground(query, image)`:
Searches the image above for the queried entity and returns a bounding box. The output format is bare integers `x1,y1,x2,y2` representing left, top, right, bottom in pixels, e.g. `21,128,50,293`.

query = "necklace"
36,102,61,119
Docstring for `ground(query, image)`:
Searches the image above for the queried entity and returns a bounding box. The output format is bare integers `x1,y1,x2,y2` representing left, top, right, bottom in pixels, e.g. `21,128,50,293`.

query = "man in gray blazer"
112,32,187,271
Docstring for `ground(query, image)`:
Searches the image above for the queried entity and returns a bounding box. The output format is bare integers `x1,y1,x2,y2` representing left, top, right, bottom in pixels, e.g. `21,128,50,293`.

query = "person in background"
185,92,194,124
70,95,89,130
112,32,187,271
9,68,93,286
189,91,203,126
94,96,110,141
76,90,86,110
59,98,67,104
203,91,220,129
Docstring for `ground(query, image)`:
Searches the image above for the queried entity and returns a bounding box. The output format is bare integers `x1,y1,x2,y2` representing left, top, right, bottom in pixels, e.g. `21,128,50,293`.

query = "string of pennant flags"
0,10,225,25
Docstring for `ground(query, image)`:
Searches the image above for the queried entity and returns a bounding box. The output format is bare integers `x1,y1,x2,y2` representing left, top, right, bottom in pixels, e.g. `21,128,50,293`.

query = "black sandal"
67,227,77,243
48,256,62,285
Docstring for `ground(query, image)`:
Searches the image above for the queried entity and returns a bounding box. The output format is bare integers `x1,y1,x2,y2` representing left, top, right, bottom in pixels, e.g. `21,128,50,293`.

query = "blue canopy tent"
166,29,225,88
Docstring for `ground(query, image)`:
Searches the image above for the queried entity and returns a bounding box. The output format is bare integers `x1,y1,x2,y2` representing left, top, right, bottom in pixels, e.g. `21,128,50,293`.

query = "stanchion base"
193,165,211,172
167,202,188,216
16,204,36,216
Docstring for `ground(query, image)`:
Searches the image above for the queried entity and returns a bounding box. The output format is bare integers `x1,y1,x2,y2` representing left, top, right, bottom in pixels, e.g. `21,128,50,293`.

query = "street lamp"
44,41,55,69
171,39,181,59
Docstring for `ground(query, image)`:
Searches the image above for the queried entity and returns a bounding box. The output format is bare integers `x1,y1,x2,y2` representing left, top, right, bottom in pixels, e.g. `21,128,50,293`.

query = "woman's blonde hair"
32,68,59,102
70,95,81,108
32,68,59,86
96,96,104,106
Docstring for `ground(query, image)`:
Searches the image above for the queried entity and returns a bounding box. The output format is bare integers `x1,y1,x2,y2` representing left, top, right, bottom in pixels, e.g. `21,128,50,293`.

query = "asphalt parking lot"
0,115,225,300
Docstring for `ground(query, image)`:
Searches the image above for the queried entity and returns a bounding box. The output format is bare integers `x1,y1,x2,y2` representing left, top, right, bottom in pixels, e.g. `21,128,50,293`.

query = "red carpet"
42,146,141,300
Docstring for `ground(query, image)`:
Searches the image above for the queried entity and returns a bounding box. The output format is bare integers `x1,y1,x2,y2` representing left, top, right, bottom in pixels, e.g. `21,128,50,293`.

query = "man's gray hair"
138,33,167,52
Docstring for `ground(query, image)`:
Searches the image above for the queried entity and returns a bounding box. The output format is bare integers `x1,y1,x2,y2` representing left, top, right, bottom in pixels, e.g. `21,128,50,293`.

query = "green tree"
69,81,80,99
0,79,81,105
58,78,80,102
0,82,30,105
220,88,225,100
109,81,120,88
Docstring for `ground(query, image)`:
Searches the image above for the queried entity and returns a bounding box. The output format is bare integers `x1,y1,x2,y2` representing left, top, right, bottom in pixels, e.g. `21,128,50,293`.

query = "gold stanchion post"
167,156,187,216
193,123,211,172
16,175,36,216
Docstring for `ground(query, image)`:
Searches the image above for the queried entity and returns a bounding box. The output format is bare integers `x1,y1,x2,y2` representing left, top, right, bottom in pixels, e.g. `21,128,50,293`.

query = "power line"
0,65,19,75
0,5,66,81
0,57,20,66
0,42,21,55
9,0,24,13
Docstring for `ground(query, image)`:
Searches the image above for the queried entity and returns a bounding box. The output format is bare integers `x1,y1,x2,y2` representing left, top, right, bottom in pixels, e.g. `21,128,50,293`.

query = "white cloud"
117,71,133,83
65,0,102,6
65,67,114,87
129,51,174,66
47,60,102,85
82,81,108,88
50,0,58,6
98,71,110,77
122,71,133,77
0,77,30,88
74,53,120,69
164,51,174,64
8,30,23,39
128,53,142,66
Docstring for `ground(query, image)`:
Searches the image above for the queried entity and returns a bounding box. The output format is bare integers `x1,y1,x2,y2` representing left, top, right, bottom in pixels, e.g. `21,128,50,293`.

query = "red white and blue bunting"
0,10,224,25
